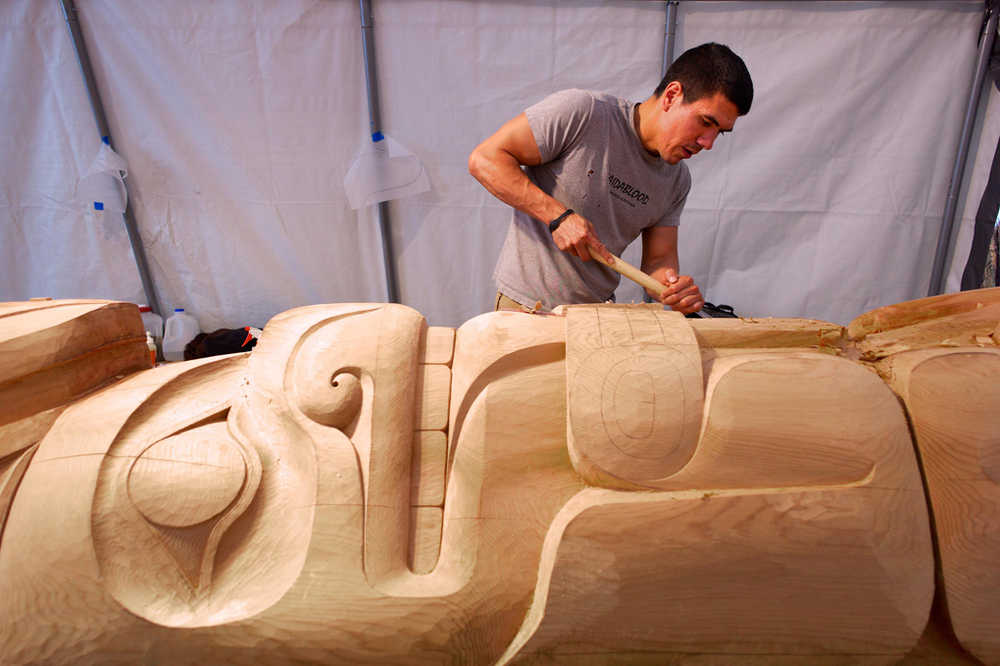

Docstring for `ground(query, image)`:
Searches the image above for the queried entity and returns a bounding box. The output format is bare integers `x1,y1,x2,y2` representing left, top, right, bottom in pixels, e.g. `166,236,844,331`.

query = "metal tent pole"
928,3,999,296
59,0,164,316
646,1,681,304
359,0,399,304
663,0,680,77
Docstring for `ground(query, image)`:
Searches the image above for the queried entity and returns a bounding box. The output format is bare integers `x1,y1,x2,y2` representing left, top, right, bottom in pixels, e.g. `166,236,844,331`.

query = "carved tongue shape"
285,304,426,585
361,306,424,585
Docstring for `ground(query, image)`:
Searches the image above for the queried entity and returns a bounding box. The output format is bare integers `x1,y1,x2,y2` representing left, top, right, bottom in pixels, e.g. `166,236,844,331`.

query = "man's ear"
661,81,683,110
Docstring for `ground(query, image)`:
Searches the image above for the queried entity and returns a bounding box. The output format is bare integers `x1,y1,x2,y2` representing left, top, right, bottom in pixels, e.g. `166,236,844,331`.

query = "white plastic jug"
163,308,200,362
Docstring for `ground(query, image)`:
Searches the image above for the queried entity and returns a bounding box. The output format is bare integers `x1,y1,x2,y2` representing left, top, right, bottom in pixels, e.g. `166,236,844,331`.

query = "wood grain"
411,430,446,507
565,305,702,488
420,326,455,366
848,287,1000,340
416,364,451,431
0,300,149,459
856,302,1000,361
879,348,1000,665
5,294,997,664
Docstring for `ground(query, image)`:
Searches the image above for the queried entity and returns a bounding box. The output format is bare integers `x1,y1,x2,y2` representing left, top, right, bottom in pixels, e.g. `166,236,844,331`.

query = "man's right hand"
551,212,612,263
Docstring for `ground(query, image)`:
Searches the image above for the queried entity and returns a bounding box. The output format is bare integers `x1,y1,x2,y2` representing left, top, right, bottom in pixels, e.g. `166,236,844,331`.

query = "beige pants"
494,292,534,313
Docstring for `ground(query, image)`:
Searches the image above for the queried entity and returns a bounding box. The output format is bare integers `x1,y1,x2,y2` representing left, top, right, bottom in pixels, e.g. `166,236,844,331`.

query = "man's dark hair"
654,42,753,115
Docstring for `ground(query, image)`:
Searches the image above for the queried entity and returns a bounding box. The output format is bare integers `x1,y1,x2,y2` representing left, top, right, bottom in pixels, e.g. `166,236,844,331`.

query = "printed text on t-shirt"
608,173,649,207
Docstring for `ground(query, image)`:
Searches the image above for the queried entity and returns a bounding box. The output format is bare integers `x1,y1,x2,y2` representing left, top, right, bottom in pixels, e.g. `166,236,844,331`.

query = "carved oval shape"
128,422,246,528
613,370,655,440
600,354,686,460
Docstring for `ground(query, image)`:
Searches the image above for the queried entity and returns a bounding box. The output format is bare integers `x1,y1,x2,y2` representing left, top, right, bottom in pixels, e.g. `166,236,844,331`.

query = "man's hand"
551,212,613,262
650,269,703,314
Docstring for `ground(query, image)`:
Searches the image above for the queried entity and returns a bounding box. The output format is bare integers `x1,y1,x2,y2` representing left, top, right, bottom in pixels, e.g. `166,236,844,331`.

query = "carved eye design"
94,416,266,627
296,369,363,428
127,427,248,529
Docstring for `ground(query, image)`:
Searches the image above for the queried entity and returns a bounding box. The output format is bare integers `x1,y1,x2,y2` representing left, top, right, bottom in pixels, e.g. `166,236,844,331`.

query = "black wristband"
548,209,574,233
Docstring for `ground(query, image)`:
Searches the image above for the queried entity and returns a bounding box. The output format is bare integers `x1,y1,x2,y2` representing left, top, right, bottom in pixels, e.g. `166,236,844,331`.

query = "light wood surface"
502,306,933,664
420,325,455,365
855,302,1000,361
411,430,446,506
4,292,999,664
690,316,845,352
0,299,151,550
879,347,1000,666
857,287,1000,665
565,305,703,488
0,300,150,458
848,287,1000,340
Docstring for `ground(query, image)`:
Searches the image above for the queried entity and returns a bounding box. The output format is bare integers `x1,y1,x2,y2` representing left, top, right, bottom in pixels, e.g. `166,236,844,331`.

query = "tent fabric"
1,0,144,305
0,0,994,330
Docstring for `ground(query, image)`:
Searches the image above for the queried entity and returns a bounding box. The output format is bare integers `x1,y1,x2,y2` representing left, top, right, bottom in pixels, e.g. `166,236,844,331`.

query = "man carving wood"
469,42,753,314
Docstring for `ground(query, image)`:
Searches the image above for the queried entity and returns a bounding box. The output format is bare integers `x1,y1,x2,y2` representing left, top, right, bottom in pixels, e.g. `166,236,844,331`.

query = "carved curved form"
0,300,149,460
127,424,251,529
277,304,423,588
0,445,39,551
90,354,312,628
4,296,992,664
503,343,933,663
848,286,1000,341
565,306,702,488
880,348,1000,665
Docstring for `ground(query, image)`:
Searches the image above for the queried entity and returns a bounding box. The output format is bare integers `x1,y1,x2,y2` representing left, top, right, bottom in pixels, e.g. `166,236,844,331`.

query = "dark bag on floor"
184,327,259,360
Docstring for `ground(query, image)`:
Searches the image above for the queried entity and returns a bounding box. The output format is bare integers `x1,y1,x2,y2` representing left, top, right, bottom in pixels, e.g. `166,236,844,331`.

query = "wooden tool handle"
590,248,668,298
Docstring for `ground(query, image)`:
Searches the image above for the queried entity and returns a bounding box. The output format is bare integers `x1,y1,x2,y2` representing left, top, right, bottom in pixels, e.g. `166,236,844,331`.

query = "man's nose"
697,129,718,151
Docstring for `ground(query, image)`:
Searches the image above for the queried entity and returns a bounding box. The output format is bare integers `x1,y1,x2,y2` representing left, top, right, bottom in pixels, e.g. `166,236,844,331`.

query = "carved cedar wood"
859,288,1000,666
0,290,998,664
0,300,150,552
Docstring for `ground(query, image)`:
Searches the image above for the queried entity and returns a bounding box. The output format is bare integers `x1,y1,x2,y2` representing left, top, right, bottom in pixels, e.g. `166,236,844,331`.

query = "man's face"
653,83,740,165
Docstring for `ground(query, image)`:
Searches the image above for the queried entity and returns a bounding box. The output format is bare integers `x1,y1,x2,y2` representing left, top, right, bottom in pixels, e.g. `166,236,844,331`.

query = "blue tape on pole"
101,135,110,145
372,131,384,142
94,201,104,211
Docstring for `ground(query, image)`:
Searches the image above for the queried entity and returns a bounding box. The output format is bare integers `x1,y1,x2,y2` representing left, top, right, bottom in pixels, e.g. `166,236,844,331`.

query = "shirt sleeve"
653,163,691,228
524,89,595,164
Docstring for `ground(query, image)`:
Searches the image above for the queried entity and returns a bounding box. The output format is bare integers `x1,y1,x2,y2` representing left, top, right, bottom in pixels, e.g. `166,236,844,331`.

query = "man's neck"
634,96,661,158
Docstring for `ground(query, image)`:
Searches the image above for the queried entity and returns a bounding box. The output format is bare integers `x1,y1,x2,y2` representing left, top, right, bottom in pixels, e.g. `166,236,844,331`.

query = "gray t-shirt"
493,89,691,310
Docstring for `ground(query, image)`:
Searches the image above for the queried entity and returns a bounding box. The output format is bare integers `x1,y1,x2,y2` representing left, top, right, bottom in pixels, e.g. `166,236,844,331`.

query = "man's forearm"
468,148,566,225
641,252,679,284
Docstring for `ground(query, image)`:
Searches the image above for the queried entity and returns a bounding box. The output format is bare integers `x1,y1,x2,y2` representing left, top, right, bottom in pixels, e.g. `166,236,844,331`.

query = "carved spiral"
295,368,363,428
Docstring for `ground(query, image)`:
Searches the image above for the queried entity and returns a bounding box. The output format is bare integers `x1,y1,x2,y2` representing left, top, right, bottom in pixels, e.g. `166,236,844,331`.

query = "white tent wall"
669,1,983,320
1,0,144,304
75,0,386,330
375,1,672,325
0,0,994,330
